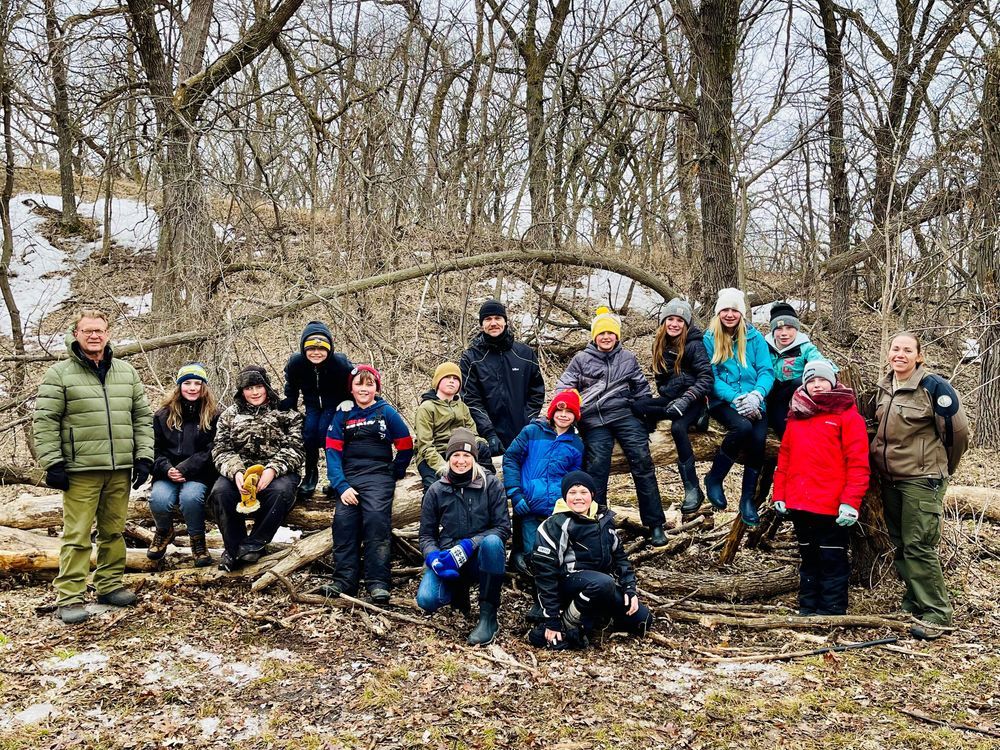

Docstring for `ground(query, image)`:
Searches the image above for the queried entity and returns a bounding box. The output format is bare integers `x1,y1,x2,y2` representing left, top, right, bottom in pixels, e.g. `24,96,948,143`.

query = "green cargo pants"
54,470,131,606
881,477,952,626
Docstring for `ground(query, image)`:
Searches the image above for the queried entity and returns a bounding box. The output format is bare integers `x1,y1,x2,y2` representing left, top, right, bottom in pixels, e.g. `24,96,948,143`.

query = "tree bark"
641,565,798,601
43,0,80,230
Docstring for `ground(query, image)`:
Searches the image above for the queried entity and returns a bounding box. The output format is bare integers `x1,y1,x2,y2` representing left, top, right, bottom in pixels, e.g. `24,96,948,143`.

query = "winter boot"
738,466,761,527
467,603,499,646
57,603,91,625
704,453,736,510
96,588,138,607
678,457,705,515
297,454,318,502
649,526,668,547
147,525,175,561
525,602,545,623
189,533,212,568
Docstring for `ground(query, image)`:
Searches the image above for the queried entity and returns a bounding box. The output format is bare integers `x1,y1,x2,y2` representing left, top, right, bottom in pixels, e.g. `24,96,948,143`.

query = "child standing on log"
772,360,869,616
321,365,413,604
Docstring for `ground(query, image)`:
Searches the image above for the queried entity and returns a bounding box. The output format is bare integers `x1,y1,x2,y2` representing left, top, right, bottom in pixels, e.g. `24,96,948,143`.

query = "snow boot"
649,526,668,547
704,452,736,510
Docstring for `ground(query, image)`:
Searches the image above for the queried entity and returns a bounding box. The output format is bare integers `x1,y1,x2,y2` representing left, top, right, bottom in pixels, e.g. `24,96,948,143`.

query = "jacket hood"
471,327,514,352
552,497,599,519
765,328,811,354
420,388,463,404
299,320,334,355
685,324,705,343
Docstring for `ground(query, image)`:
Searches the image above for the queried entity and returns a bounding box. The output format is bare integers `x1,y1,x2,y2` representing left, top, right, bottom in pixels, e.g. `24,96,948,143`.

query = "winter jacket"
33,335,154,472
418,472,510,555
413,390,485,473
555,342,652,429
212,393,304,481
459,328,546,449
279,321,355,413
702,324,775,409
533,504,637,629
654,324,713,406
325,398,414,493
765,330,830,383
773,386,870,516
870,365,969,480
502,420,585,518
152,402,219,485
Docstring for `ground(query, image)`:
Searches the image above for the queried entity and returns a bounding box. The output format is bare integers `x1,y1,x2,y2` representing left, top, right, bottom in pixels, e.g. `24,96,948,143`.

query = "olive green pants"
54,470,131,606
881,477,952,626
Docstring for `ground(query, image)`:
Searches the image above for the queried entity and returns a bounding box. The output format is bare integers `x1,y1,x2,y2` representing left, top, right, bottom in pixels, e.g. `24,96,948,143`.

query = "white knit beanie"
714,288,747,316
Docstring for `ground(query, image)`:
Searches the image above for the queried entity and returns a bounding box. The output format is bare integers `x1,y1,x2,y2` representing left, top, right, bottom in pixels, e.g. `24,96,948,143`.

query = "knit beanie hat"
303,332,332,351
176,362,208,385
561,470,598,501
769,301,800,332
802,359,837,387
479,299,507,323
432,362,462,389
660,298,693,327
237,365,271,390
547,389,581,422
714,288,747,316
445,427,478,459
349,364,382,392
591,306,622,341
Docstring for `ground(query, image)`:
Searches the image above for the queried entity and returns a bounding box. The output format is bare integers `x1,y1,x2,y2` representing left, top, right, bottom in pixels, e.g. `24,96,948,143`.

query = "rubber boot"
704,452,736,510
738,466,761,527
298,451,318,502
678,457,705,515
649,526,668,546
468,602,499,646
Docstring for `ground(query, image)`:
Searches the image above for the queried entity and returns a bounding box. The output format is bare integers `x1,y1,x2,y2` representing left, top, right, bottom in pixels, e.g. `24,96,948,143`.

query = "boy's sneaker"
96,588,137,607
219,552,237,572
57,603,91,625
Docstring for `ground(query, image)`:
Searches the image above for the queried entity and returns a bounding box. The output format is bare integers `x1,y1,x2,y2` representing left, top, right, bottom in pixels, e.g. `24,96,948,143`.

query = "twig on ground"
701,637,899,664
896,707,1000,739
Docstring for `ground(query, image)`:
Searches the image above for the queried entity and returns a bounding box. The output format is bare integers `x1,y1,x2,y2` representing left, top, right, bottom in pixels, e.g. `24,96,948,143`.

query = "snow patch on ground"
177,644,263,685
751,298,814,326
272,527,301,544
40,649,109,673
12,702,57,725
114,294,153,316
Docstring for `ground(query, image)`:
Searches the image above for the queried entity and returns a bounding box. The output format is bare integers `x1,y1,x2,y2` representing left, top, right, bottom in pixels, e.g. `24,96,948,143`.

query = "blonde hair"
73,310,109,330
708,316,748,367
159,381,219,432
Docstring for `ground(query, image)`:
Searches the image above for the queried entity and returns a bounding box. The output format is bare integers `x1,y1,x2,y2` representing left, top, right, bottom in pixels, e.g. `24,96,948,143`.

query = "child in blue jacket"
702,288,775,527
322,365,412,603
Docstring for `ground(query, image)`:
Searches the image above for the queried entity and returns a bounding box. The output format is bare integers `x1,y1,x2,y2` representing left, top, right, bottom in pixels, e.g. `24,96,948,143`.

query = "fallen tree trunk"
640,565,799,601
0,527,191,574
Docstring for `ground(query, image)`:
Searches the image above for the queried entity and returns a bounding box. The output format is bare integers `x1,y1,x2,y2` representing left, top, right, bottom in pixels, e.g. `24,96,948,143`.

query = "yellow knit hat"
591,306,621,341
432,361,462,389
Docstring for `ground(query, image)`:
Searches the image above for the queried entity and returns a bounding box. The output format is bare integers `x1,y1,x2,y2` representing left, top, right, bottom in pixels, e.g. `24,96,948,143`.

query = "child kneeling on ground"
529,471,653,649
772,360,869,616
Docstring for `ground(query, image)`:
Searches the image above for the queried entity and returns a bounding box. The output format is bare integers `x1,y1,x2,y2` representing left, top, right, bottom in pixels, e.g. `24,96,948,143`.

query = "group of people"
32,293,969,644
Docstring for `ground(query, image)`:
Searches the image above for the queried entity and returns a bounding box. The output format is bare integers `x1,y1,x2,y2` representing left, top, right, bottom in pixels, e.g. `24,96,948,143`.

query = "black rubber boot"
738,466,761,527
298,451,318,501
704,452,736,510
468,602,499,646
678,457,705,515
649,526,668,547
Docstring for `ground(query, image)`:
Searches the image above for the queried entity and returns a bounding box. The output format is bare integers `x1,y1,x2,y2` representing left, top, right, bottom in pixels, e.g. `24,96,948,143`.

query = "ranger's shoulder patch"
920,374,960,417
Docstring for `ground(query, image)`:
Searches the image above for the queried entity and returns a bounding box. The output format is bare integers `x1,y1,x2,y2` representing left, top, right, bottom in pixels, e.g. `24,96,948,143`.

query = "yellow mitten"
237,464,265,514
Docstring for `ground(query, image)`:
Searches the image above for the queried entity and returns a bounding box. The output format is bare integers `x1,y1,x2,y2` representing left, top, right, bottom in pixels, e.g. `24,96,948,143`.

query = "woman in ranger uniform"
871,332,969,640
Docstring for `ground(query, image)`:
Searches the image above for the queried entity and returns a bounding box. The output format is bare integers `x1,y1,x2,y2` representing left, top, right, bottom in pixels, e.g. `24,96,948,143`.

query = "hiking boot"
704,453,736,510
525,602,545,623
649,525,668,547
189,533,212,568
369,588,391,605
57,603,91,625
237,543,264,564
147,525,175,561
909,617,954,641
96,588,137,607
738,466,762,527
678,457,705,515
467,602,499,646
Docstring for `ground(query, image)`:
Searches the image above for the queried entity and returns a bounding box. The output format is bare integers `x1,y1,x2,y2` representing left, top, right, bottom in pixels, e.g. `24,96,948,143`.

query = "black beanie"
561,470,598,500
479,299,507,323
769,301,800,332
237,365,271,389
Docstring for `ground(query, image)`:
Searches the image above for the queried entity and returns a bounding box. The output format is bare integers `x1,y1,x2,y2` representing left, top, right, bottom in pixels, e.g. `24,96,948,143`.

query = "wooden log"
0,527,186,574
640,565,799,601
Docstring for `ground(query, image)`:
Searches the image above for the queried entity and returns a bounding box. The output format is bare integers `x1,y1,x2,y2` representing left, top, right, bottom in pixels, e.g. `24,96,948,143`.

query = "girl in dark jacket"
632,298,713,516
417,428,510,646
529,471,652,649
555,307,667,546
148,363,220,567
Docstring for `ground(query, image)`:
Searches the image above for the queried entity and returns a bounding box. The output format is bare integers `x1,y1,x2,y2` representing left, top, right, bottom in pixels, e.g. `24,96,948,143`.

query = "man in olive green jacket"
32,311,154,624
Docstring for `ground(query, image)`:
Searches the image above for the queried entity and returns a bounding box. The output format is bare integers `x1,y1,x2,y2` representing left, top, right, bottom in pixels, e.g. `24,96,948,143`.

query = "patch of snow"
200,717,220,738
84,197,158,251
41,649,109,673
233,714,264,741
114,294,152,316
271,526,302,545
13,702,56,725
713,661,790,687
177,644,262,685
751,298,814,326
261,649,296,662
962,337,980,363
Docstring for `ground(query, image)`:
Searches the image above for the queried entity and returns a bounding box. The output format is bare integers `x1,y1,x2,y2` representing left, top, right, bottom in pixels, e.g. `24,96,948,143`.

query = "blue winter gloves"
426,538,475,579
734,391,763,420
512,494,531,518
772,500,787,515
836,504,859,527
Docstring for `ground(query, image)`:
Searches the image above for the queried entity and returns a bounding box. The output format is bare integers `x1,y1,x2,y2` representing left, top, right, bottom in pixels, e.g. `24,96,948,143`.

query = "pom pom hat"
591,306,622,341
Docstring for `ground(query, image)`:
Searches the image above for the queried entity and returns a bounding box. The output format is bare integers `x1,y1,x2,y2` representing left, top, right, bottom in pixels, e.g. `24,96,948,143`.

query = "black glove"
45,462,70,491
131,458,153,489
665,396,691,419
488,435,504,457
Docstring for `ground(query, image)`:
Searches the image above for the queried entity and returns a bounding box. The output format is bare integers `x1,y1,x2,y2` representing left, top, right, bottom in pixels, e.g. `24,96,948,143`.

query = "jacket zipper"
103,380,117,470
69,427,76,461
880,387,898,481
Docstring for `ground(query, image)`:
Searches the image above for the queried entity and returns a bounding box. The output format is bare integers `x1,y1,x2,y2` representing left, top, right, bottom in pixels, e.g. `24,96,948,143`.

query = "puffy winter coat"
702,324,775,409
152,402,219,485
325,398,413,492
212,391,304,481
413,390,485,473
555,342,652,429
459,328,546,449
533,504,637,629
502,420,584,518
33,335,154,472
773,386,870,516
870,365,969,480
419,472,510,555
764,330,830,383
654,324,713,404
279,321,355,412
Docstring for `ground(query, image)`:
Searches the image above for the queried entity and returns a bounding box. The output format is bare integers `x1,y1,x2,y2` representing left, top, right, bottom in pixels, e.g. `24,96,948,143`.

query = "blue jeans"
416,534,506,611
521,516,541,557
149,479,210,536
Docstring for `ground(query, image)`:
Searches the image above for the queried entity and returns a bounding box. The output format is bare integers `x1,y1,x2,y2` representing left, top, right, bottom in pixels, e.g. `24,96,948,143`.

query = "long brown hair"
160,381,219,432
652,319,688,376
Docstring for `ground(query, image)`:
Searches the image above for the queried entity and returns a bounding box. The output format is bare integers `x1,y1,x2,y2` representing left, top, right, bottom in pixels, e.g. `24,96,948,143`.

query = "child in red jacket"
772,360,870,615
